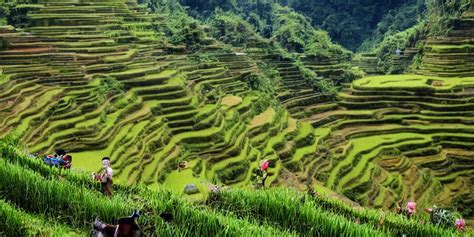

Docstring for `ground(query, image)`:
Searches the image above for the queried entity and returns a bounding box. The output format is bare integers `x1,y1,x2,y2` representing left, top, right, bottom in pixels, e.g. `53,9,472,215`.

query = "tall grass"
308,192,456,236
0,138,296,236
0,199,86,237
208,188,385,236
139,188,297,236
0,199,26,236
0,136,466,236
209,188,458,237
0,159,128,227
0,135,141,196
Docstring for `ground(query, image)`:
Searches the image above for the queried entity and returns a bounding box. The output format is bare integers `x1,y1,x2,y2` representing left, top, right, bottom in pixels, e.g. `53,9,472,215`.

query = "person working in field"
62,154,72,169
395,48,403,56
43,148,72,169
395,201,416,219
252,159,269,189
92,210,143,237
92,157,114,196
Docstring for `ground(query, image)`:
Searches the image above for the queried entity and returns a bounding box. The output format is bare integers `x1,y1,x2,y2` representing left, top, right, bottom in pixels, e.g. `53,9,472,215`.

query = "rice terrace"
0,0,473,236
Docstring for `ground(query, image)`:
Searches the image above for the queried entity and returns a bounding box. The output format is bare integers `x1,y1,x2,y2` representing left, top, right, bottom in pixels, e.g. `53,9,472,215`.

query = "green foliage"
241,63,281,113
180,0,351,57
167,15,206,47
138,0,185,14
0,200,26,237
426,0,472,36
210,11,266,47
250,167,266,187
279,0,417,50
93,77,125,103
271,5,314,53
0,199,84,237
359,0,426,52
374,21,428,73
188,52,217,64
139,0,208,49
192,159,203,177
0,159,128,229
0,1,37,28
244,63,276,95
100,77,125,96
180,0,237,15
252,92,279,115
257,62,280,87
360,0,471,74
208,188,458,236
0,3,8,26
294,60,339,97
0,138,296,236
305,31,352,59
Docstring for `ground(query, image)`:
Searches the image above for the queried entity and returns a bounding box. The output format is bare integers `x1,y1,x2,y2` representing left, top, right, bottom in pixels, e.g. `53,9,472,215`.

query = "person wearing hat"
93,157,114,196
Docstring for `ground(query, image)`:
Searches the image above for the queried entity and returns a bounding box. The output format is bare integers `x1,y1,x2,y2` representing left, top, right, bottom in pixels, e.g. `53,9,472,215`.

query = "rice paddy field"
0,0,473,235
0,137,467,236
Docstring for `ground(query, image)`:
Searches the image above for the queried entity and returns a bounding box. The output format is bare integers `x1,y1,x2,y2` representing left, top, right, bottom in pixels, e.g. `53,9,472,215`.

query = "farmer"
206,184,222,204
406,201,416,218
424,205,454,228
62,154,72,169
93,157,114,196
455,218,465,231
92,210,142,237
43,148,70,168
55,148,66,158
395,201,416,218
395,48,402,56
260,160,269,188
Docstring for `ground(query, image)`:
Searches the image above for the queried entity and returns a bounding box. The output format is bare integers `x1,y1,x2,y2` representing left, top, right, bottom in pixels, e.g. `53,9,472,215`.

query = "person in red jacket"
62,155,72,169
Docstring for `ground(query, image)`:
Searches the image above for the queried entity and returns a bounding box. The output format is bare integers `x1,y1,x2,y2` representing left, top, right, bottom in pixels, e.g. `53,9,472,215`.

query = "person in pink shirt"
406,201,416,218
260,160,269,188
455,218,465,231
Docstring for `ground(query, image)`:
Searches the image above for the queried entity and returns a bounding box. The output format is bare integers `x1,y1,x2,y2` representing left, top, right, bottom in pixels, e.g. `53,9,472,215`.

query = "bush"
210,11,267,47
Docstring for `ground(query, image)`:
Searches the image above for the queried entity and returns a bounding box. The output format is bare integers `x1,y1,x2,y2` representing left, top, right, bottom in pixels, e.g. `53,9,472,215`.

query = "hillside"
0,0,473,235
0,0,359,190
0,137,463,236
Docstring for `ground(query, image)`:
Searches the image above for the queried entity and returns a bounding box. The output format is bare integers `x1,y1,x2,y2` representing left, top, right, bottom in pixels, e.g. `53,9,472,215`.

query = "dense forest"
279,0,422,51
177,0,423,51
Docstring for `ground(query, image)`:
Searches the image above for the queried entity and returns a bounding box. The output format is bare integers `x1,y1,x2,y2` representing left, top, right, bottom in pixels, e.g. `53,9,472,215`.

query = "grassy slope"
0,137,466,236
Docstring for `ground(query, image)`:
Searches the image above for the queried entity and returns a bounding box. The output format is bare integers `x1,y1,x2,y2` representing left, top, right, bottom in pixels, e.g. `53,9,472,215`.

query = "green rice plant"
308,192,458,236
0,140,295,236
0,199,26,236
138,188,297,237
0,199,86,237
209,188,458,236
0,138,469,236
0,159,129,228
208,188,385,236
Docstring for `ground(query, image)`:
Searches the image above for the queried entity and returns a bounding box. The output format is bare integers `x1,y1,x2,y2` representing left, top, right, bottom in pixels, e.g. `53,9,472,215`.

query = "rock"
184,184,199,195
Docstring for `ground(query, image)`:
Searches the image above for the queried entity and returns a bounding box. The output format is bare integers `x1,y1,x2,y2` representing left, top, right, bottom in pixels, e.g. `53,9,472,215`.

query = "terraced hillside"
287,6,474,221
303,74,474,221
418,7,474,77
0,0,324,192
1,0,473,227
246,48,352,120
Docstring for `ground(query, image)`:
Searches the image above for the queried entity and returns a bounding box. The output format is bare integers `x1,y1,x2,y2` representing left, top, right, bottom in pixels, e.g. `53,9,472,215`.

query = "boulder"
184,184,199,195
